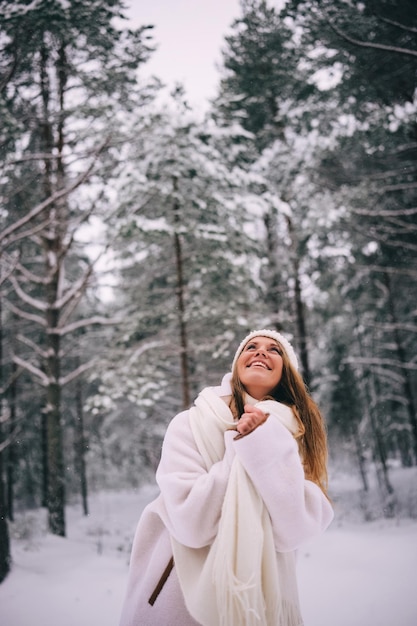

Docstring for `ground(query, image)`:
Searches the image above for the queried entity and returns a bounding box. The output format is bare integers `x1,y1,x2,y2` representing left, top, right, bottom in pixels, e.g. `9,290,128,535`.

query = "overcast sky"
126,0,242,110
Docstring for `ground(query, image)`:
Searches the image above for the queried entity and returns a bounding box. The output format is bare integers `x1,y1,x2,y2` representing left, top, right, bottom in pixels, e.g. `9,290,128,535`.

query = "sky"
126,0,242,110
126,1,291,110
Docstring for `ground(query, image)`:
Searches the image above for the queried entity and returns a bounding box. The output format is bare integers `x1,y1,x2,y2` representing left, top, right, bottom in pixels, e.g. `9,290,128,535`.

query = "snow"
1,476,417,626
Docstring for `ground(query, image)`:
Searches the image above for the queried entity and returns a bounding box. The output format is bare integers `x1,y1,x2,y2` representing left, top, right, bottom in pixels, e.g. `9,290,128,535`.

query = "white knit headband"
231,329,299,372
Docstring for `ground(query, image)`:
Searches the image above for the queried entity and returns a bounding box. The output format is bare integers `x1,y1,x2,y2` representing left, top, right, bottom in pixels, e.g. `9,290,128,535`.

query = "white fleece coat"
119,375,334,626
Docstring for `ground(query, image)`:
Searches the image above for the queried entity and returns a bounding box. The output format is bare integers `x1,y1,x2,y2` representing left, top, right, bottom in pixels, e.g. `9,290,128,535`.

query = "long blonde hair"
230,340,329,495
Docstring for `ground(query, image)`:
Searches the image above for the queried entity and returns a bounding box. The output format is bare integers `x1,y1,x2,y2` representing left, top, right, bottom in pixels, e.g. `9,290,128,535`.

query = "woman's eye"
270,346,280,354
246,343,256,350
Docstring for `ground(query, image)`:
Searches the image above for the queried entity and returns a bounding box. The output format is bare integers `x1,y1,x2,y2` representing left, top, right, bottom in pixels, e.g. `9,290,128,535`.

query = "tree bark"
6,362,17,522
285,215,311,385
40,37,66,536
263,208,284,327
0,277,11,581
172,177,191,409
41,410,48,508
383,270,417,463
74,364,88,516
355,325,396,517
352,425,369,493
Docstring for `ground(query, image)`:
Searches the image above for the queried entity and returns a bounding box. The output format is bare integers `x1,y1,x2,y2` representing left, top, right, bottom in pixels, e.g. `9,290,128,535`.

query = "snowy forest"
0,0,416,593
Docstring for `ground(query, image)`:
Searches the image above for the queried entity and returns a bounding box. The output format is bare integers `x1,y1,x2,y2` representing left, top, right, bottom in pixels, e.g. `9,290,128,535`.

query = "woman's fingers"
235,406,269,439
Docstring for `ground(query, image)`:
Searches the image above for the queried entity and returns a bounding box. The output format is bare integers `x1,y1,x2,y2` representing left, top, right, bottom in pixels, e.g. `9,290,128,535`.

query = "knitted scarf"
170,386,304,626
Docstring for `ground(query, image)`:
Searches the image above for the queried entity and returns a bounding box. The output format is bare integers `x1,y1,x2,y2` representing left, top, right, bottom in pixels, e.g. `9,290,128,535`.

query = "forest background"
0,0,416,583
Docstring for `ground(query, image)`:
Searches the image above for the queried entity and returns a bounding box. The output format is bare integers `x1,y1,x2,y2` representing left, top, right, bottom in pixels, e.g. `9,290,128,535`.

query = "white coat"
119,376,334,626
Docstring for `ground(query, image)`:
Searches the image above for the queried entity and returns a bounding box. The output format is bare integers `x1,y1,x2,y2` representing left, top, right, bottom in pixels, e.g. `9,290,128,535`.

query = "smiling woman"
119,329,333,626
236,336,284,399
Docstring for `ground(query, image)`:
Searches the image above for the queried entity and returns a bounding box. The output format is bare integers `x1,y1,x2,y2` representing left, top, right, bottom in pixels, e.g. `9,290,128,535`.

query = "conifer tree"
0,0,155,536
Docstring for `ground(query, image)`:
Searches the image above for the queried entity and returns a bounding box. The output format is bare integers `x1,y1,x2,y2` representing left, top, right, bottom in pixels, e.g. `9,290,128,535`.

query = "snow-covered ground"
1,470,417,626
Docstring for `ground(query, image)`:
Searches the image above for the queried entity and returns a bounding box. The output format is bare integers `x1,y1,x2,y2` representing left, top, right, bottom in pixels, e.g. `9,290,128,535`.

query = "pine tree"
0,0,155,536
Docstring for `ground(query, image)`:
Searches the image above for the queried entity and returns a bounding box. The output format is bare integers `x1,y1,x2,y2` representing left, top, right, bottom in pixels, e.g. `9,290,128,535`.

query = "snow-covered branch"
16,333,49,359
50,316,121,337
0,137,111,250
0,251,19,286
5,218,53,249
345,356,417,371
54,264,95,313
6,300,46,327
59,359,97,387
127,340,168,364
9,274,48,311
14,261,48,285
12,354,49,386
356,264,417,279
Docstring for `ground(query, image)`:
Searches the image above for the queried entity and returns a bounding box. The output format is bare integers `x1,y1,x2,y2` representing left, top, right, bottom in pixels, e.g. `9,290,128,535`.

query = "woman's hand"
235,404,269,439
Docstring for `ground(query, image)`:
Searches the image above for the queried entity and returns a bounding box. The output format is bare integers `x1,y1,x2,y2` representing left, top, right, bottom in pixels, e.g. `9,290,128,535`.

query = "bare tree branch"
328,19,417,58
352,206,417,217
372,322,417,333
382,181,417,192
356,264,417,278
0,365,23,395
378,16,417,35
0,426,21,453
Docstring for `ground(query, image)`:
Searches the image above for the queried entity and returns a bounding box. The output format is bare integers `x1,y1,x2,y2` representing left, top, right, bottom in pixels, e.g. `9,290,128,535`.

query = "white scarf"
171,386,304,626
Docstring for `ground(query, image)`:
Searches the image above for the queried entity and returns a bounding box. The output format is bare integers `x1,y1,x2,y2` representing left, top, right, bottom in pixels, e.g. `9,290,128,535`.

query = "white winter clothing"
119,374,333,626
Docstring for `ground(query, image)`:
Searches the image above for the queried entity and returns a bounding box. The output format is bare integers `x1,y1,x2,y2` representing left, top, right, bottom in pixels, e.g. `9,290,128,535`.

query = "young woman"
119,329,333,626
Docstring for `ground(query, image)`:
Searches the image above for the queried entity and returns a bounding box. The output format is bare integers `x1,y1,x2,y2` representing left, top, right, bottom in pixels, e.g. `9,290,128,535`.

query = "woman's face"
236,336,284,400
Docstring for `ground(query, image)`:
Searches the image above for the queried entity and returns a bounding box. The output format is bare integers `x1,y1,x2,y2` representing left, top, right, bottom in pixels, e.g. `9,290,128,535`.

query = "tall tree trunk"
352,424,369,493
0,434,11,583
355,325,396,517
263,208,284,328
40,37,69,537
285,215,311,385
74,364,88,516
369,376,396,517
0,279,11,581
6,362,17,522
383,270,417,463
172,177,190,409
41,410,48,508
45,327,65,535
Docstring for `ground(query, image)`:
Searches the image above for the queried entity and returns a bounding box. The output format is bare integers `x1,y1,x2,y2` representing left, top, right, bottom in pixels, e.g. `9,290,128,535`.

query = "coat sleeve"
156,410,235,549
232,416,334,552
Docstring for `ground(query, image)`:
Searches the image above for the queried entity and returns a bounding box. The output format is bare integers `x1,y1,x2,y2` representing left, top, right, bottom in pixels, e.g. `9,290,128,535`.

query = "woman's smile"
237,337,283,399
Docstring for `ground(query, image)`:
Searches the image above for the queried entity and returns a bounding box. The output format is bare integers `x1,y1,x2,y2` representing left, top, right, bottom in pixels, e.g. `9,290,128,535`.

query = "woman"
119,329,333,626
